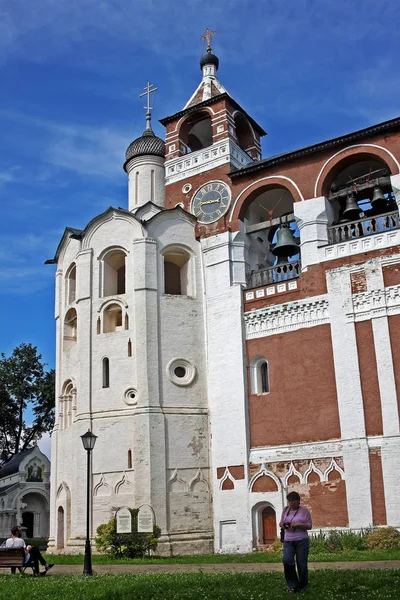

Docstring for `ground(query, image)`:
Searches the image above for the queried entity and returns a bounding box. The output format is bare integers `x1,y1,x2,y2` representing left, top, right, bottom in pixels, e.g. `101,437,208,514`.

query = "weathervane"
201,28,215,52
140,81,158,132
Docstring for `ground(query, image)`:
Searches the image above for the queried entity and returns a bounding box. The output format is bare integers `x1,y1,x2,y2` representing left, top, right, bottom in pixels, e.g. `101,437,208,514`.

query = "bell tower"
159,31,266,216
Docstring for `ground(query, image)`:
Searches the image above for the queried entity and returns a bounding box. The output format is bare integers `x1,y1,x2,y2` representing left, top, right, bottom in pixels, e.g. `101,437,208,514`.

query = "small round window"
167,358,196,386
124,388,138,406
174,366,186,378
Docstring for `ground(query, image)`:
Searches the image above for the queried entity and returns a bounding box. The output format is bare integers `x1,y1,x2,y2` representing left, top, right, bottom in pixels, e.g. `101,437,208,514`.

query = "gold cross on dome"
201,28,215,51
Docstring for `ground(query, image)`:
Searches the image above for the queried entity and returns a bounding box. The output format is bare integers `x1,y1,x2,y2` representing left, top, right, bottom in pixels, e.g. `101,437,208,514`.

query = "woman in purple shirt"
279,491,312,593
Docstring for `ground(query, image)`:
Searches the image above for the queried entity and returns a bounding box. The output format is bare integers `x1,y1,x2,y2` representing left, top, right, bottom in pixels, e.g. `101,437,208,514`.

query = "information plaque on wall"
116,507,132,534
138,504,154,532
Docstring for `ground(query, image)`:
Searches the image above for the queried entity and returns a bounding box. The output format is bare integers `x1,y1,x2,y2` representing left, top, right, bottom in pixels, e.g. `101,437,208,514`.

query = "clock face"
191,181,231,224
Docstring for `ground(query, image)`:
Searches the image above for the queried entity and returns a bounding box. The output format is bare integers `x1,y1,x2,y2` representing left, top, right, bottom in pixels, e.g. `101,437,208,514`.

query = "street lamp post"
81,429,97,576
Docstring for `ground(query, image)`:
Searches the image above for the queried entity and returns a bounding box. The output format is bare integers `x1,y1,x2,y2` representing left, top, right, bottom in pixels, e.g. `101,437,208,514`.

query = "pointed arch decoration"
323,458,345,482
220,468,235,491
189,468,209,492
249,463,281,493
168,469,187,492
115,473,133,495
304,460,323,483
94,475,111,497
284,462,303,486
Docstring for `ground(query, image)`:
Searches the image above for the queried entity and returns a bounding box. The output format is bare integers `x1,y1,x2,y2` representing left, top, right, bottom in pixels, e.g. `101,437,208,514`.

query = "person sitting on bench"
5,525,54,576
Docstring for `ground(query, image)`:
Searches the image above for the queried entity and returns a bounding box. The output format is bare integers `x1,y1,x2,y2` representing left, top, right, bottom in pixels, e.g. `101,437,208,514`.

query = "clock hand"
200,198,221,206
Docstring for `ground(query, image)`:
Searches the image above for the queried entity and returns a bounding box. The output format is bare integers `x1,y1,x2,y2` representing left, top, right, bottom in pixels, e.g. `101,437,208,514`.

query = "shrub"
95,508,161,558
310,529,368,553
366,527,400,550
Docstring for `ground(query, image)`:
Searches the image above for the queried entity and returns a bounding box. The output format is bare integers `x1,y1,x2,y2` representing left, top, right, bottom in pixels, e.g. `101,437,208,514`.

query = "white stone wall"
49,206,213,554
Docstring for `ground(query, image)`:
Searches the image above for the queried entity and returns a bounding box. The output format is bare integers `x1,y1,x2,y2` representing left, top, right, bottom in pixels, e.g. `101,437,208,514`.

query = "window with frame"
102,249,126,296
65,263,76,305
163,248,192,296
250,357,270,394
102,357,110,388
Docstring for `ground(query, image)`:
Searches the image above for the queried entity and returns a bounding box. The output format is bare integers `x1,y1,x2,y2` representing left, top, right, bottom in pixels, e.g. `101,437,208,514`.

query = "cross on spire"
140,81,158,132
201,28,215,52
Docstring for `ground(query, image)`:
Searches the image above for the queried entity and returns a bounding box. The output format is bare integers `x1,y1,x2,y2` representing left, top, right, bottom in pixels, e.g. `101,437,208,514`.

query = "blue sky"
0,0,399,384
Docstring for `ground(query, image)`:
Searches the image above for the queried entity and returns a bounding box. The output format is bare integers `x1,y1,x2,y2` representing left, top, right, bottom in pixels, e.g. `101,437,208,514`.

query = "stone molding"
244,295,329,339
348,284,400,322
165,139,252,185
320,229,400,263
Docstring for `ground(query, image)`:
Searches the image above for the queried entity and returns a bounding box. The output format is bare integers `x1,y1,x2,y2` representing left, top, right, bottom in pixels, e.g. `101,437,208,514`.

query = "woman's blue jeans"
282,537,309,591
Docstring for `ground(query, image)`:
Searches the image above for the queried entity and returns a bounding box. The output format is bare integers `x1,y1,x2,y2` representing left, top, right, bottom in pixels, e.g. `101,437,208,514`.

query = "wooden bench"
0,547,36,575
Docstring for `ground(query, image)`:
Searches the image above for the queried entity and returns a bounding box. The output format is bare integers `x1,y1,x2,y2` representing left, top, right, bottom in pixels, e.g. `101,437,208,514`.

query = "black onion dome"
124,129,165,168
200,50,219,71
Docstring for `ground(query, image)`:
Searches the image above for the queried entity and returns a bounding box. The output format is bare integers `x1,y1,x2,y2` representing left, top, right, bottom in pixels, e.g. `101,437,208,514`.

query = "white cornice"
244,294,329,339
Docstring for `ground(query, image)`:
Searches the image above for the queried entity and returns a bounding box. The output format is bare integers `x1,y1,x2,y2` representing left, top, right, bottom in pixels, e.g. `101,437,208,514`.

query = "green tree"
0,343,55,466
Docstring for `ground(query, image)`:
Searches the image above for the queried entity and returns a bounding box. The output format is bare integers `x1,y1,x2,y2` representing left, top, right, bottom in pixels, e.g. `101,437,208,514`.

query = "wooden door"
262,506,277,544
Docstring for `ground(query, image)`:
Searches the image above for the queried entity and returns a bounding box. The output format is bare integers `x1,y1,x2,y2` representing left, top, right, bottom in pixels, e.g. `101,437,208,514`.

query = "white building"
0,447,50,540
48,40,400,555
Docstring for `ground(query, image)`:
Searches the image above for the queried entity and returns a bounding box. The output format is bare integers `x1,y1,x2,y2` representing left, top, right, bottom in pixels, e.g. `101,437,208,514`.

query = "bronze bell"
271,224,300,258
342,192,360,220
371,185,386,210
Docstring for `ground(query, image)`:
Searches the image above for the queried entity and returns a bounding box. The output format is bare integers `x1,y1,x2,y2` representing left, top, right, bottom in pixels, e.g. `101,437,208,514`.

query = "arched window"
102,249,126,297
60,380,75,429
102,357,110,388
63,308,77,349
250,357,270,394
103,303,123,333
163,248,192,296
65,263,76,305
128,449,132,469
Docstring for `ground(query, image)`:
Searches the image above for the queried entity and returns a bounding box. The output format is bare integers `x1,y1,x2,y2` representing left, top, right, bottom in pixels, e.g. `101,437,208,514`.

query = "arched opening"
163,248,192,296
262,506,277,545
242,185,300,287
102,357,110,388
325,156,399,243
65,263,76,305
234,113,254,154
63,308,77,348
22,511,34,538
103,303,123,333
19,493,49,538
180,111,213,153
57,506,65,549
128,449,132,469
102,249,126,296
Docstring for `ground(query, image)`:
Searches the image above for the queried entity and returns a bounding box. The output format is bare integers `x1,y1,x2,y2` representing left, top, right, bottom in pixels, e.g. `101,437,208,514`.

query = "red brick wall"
383,263,400,287
355,321,383,436
350,271,367,294
285,476,348,527
248,324,340,447
388,314,400,417
369,448,387,525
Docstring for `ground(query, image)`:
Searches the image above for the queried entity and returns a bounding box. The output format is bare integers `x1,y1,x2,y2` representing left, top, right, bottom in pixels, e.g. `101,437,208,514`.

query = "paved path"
2,561,400,576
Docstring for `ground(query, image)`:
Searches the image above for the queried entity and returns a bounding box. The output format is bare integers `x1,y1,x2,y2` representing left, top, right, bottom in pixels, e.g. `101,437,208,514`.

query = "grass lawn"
0,570,399,599
45,548,400,564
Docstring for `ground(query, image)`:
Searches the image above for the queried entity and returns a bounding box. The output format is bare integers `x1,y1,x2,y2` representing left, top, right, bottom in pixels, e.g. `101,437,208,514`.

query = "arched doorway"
262,506,277,545
57,507,65,549
22,512,34,538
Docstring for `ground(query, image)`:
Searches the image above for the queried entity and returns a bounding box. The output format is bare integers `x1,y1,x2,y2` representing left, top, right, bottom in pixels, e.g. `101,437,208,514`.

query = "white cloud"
38,432,51,460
